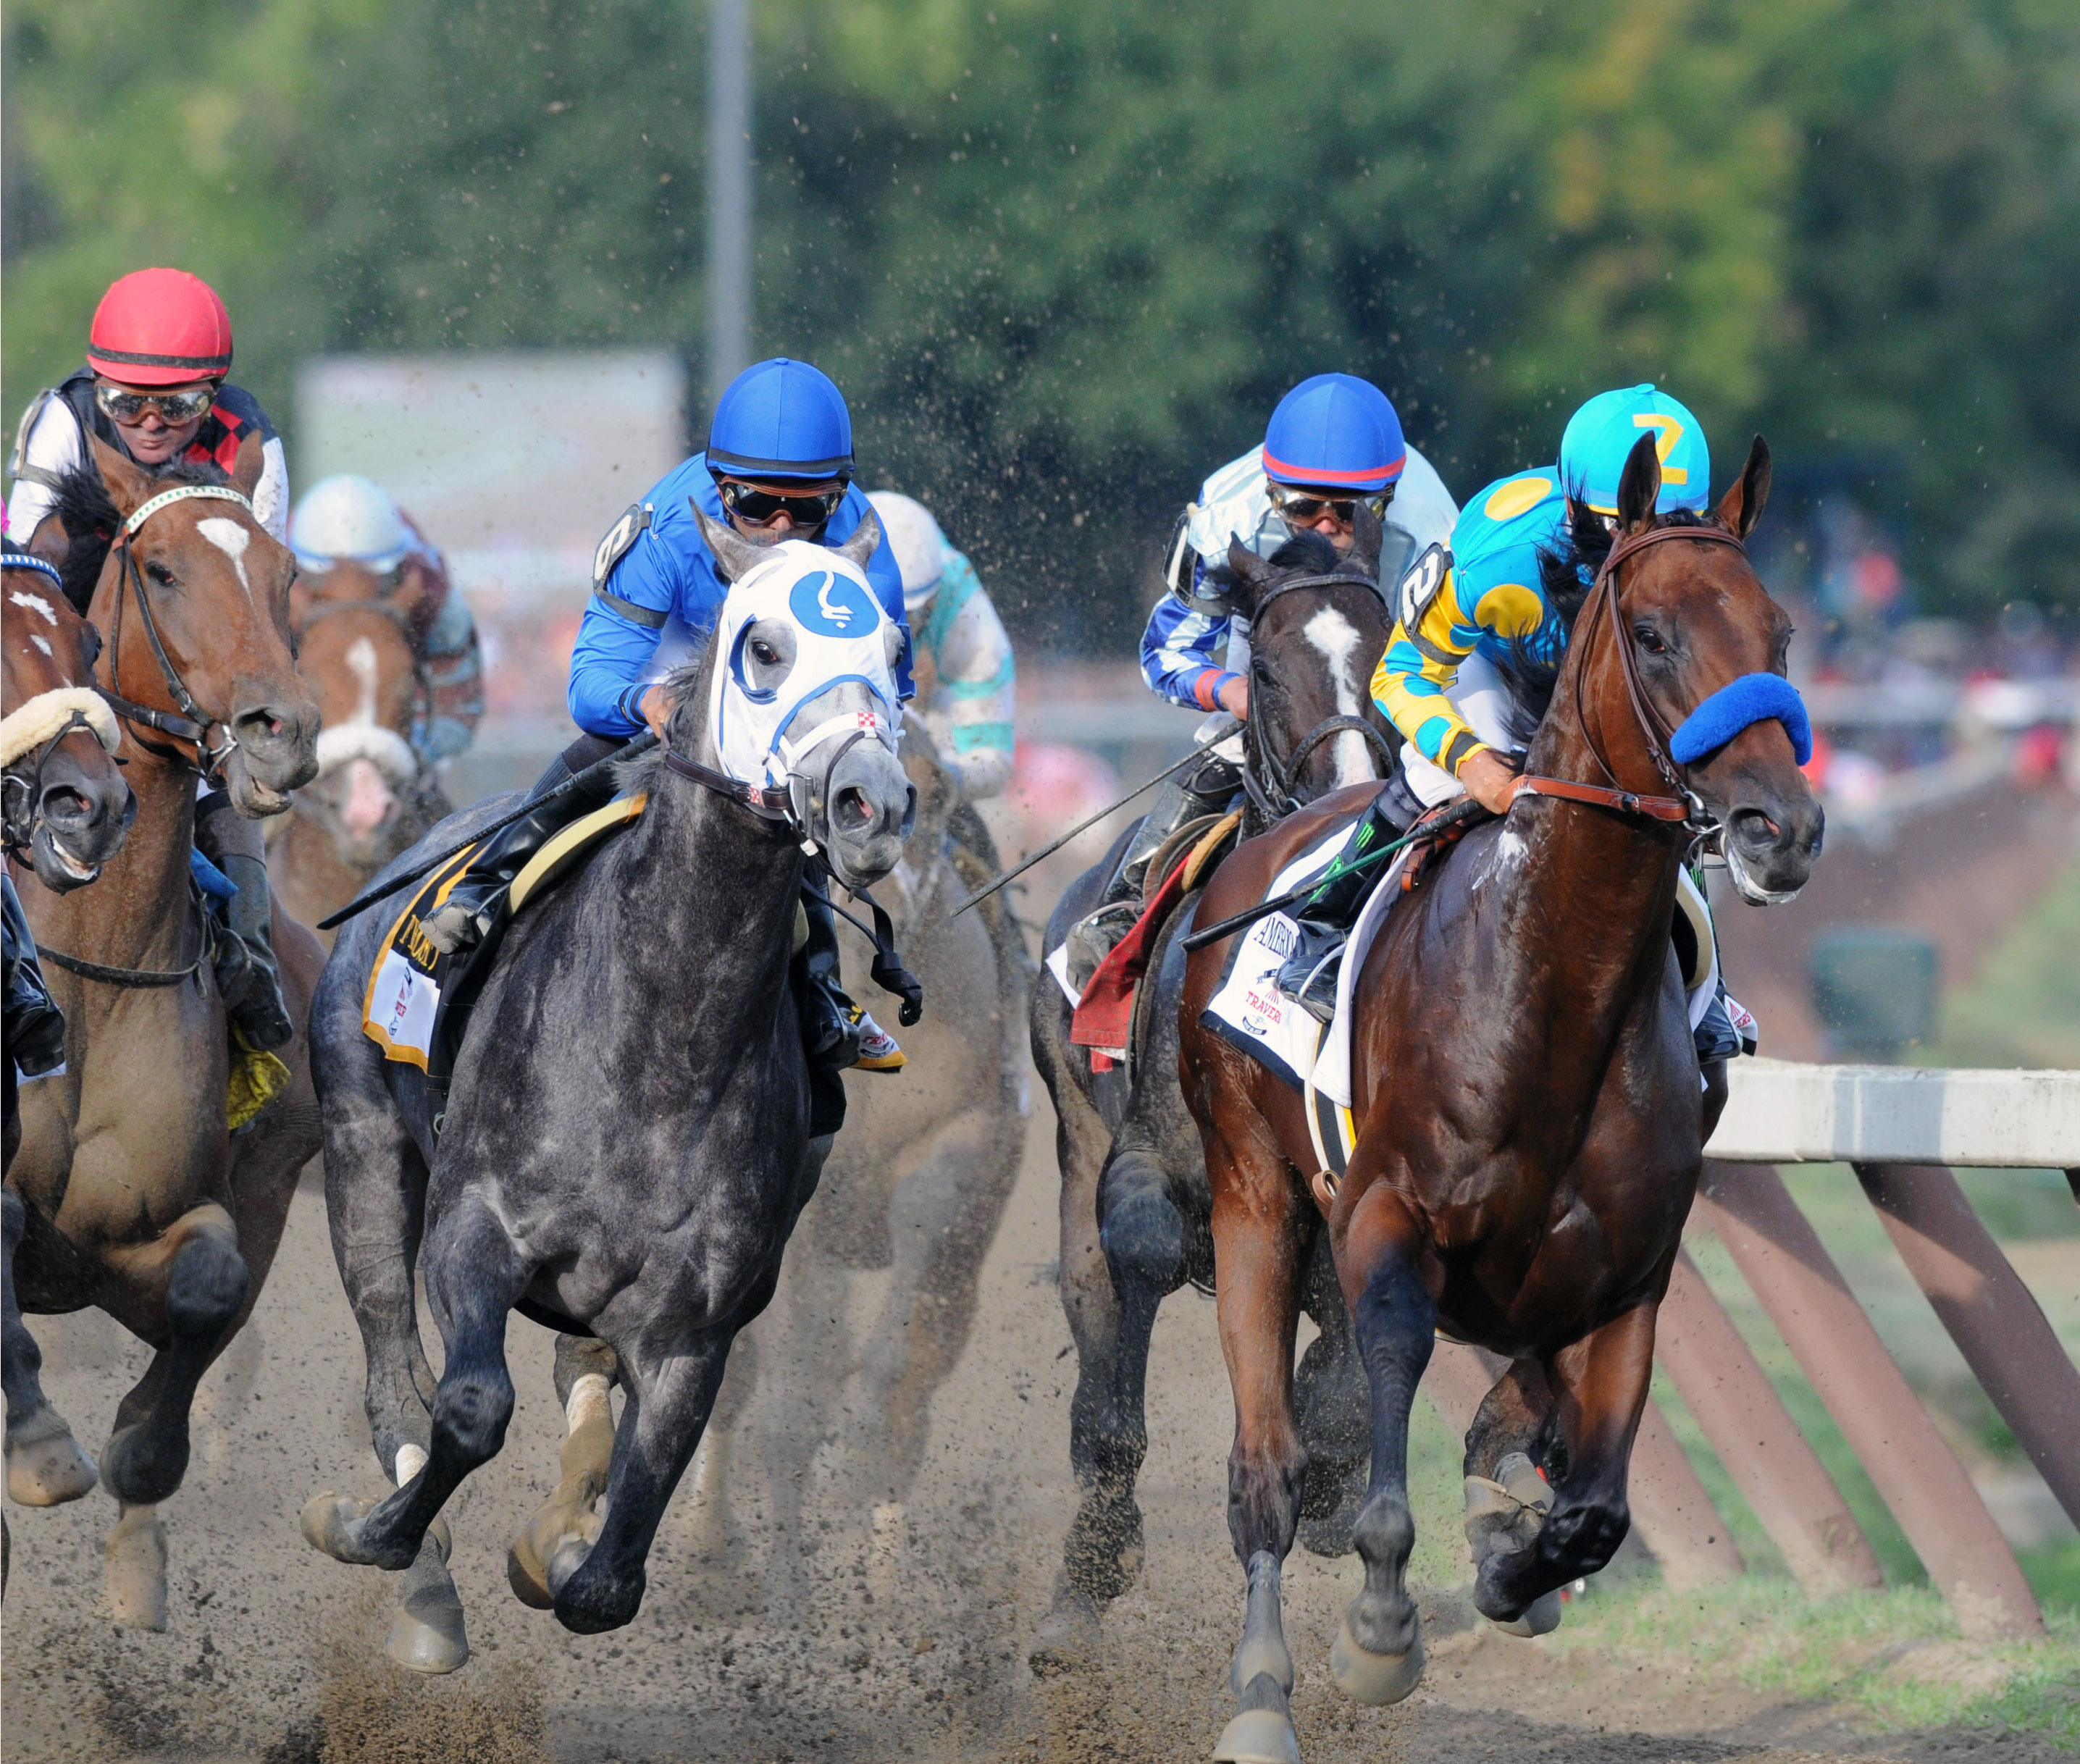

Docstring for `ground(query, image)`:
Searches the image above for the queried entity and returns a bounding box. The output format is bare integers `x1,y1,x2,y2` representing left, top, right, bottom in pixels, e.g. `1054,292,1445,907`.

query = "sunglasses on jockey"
717,477,851,528
93,379,219,427
1266,482,1394,526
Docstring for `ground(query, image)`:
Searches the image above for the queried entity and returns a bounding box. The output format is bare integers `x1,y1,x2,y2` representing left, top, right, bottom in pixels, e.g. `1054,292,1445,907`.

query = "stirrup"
847,1005,905,1072
422,891,498,957
1274,923,1345,1025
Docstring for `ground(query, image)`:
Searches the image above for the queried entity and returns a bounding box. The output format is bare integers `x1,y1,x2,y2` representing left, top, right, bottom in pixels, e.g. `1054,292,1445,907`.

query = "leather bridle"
1509,521,1750,832
97,483,258,784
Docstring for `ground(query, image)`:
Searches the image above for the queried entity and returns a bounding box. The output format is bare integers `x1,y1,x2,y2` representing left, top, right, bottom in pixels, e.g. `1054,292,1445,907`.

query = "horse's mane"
1199,529,1351,605
1493,504,1716,744
613,660,708,794
49,455,230,617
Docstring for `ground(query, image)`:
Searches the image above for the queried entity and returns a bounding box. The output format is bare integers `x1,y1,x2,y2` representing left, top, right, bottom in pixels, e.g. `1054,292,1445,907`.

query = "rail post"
1694,1162,2043,1639
1853,1162,2080,1531
1656,1248,1884,1593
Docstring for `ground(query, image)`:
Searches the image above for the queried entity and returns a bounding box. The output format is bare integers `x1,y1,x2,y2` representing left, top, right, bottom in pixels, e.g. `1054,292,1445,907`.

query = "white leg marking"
1302,605,1377,788
564,1372,613,1438
196,517,254,605
395,1442,429,1485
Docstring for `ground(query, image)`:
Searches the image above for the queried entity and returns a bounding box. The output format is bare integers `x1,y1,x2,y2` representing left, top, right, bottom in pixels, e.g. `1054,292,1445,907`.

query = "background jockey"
422,356,909,1085
1081,373,1457,936
865,491,1015,802
288,475,485,765
4,268,293,1051
1280,383,1757,1063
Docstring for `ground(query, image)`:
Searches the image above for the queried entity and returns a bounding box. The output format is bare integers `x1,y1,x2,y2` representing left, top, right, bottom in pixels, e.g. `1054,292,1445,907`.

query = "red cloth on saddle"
1070,851,1194,1054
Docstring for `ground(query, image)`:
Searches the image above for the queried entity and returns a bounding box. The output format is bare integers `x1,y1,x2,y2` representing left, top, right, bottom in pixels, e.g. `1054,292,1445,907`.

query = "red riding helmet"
85,269,234,387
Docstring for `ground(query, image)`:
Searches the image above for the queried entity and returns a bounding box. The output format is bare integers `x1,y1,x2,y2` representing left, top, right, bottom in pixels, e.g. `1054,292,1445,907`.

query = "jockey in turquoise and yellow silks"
1371,384,1709,815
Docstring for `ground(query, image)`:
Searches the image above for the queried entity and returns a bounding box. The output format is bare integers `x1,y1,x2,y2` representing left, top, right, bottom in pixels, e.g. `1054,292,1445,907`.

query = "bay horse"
1029,521,1401,1672
1176,436,1821,1762
4,553,133,1555
8,436,324,1630
301,511,915,1663
269,592,447,945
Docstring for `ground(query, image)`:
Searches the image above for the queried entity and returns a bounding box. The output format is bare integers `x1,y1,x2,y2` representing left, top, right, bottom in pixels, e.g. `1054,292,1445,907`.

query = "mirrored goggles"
1267,483,1393,526
718,479,849,527
93,382,218,425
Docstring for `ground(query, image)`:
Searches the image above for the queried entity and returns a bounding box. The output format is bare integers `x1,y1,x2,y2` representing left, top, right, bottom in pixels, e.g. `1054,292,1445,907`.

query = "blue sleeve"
1140,595,1240,711
863,534,915,700
566,529,677,738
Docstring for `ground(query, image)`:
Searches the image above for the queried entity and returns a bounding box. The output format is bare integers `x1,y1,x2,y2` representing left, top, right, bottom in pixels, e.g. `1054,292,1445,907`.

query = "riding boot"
421,734,626,956
1693,982,1758,1063
794,888,904,1074
195,799,295,1050
1273,783,1417,1024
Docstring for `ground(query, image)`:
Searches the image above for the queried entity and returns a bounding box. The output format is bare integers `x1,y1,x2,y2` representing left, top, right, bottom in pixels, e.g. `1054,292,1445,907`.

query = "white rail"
1706,1059,2080,1168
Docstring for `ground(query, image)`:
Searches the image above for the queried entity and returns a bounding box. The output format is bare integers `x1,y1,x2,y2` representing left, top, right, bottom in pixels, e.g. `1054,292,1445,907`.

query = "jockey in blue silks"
1065,374,1456,970
1276,383,1767,1067
424,357,910,1080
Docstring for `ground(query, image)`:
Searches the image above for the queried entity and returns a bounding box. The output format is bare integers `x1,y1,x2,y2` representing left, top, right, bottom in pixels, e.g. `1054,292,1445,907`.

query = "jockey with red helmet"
4,269,295,1051
7,268,289,558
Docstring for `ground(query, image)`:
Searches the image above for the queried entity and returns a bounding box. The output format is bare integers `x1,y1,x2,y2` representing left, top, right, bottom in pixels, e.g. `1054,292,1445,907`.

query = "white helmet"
865,490,947,610
289,474,414,574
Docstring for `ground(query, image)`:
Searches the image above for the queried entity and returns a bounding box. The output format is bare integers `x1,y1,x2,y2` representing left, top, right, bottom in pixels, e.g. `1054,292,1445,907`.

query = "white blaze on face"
9,590,59,625
1301,605,1375,788
196,516,253,604
30,634,52,657
344,635,379,726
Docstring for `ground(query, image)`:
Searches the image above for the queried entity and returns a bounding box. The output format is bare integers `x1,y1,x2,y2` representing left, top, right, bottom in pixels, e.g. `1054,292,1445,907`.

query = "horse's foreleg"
301,1198,526,1574
1461,1357,1565,1637
1207,1140,1309,1764
508,1334,620,1609
2,1186,96,1507
1474,1302,1656,1624
550,1327,735,1635
1324,1178,1433,1709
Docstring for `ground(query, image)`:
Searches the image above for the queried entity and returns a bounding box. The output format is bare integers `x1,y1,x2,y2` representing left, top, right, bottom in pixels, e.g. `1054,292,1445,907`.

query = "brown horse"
7,434,324,1630
1174,435,1821,1761
269,589,446,944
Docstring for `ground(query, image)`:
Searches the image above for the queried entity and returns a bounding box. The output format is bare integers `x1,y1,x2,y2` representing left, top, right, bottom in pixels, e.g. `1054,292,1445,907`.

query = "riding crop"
314,732,660,931
947,743,1228,920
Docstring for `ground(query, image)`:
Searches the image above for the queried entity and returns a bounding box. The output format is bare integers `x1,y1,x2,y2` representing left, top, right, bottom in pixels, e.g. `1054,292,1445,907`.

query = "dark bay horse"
8,436,324,1631
1175,437,1821,1762
269,592,446,944
1029,524,1401,1673
301,513,915,1663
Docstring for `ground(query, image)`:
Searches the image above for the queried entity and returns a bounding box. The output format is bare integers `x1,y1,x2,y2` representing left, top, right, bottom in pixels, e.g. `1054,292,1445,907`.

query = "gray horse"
298,514,915,1655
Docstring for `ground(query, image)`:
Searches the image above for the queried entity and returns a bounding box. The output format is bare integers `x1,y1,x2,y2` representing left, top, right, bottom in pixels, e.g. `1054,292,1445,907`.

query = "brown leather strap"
1511,773,1692,823
661,746,793,815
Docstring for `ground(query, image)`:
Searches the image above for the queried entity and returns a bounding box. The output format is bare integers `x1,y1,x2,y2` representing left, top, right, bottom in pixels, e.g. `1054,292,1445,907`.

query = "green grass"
1550,1576,2080,1740
1929,855,2080,1070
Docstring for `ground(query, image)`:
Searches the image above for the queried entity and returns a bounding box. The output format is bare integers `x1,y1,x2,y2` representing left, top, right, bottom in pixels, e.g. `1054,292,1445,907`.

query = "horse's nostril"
834,786,873,832
41,786,91,826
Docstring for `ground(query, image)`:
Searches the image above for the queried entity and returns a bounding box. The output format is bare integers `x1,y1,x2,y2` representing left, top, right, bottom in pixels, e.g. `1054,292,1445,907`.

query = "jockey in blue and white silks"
865,490,1016,802
422,356,910,1079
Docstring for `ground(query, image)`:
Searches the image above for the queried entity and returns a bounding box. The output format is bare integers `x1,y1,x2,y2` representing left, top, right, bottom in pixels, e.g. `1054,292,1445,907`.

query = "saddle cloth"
1204,826,1725,1177
363,793,647,1079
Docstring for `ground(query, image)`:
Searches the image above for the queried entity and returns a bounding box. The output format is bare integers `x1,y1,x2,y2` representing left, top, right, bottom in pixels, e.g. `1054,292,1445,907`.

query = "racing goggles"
1267,483,1393,526
718,479,849,528
93,381,219,426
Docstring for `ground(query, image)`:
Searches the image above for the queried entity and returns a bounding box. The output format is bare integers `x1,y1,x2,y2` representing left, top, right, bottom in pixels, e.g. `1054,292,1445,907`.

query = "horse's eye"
146,560,178,588
1633,623,1669,655
752,641,779,666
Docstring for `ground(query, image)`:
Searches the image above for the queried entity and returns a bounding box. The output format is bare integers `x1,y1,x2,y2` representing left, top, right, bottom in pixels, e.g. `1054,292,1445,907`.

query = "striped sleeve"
1369,563,1490,777
1140,593,1241,711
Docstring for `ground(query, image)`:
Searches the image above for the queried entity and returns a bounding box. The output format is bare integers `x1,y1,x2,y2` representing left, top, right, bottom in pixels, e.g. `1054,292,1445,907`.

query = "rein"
38,888,210,990
99,484,259,782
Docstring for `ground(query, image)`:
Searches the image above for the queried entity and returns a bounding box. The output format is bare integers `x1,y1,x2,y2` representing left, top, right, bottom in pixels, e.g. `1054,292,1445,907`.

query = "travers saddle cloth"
363,794,647,1090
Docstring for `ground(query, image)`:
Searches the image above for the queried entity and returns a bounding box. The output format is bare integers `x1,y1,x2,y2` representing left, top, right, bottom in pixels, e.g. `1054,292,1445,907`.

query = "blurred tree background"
7,0,2079,650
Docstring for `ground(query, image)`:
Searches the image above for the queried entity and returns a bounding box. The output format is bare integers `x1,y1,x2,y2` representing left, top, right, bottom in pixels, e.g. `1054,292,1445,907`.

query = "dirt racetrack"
3,1099,2071,1764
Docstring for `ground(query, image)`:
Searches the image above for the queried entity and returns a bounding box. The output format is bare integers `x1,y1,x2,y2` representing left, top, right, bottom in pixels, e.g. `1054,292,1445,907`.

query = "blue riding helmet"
705,357,855,482
1261,373,1406,493
1559,384,1710,516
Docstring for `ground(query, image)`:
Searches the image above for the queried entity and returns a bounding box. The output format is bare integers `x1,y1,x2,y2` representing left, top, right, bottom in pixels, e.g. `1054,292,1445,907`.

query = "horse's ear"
230,429,267,500
834,506,882,574
1349,499,1383,581
1716,434,1771,541
693,502,772,584
88,435,154,521
1224,538,1275,608
1615,432,1662,536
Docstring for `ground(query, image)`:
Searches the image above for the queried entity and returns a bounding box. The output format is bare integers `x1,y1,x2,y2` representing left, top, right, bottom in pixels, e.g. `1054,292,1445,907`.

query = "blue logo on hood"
788,568,880,637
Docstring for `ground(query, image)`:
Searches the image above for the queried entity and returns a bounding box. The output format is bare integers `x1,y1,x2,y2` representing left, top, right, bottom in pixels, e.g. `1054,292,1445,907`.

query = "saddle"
1063,812,1241,1071
364,794,647,1101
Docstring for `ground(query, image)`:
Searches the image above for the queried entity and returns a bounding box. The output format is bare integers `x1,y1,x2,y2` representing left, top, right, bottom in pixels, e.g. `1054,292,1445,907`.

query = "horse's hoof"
507,1488,602,1610
1488,1587,1564,1638
388,1535,469,1675
1211,1706,1303,1764
1328,1617,1424,1706
1028,1578,1104,1678
7,1415,98,1507
298,1490,413,1568
104,1505,168,1631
